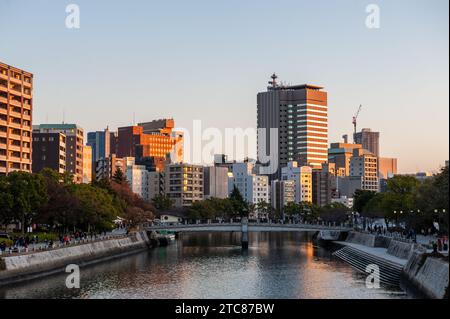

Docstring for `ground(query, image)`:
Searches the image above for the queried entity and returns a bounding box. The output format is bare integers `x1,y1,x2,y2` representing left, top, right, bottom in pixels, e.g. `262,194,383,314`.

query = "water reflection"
0,232,410,299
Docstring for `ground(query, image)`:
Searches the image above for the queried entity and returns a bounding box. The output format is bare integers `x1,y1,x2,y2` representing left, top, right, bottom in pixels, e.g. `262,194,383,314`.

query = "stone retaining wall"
345,231,376,247
0,231,150,286
403,252,449,299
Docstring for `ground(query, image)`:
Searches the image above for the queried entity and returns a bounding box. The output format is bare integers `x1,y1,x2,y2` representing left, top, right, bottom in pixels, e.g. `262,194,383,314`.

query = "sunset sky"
1,0,448,173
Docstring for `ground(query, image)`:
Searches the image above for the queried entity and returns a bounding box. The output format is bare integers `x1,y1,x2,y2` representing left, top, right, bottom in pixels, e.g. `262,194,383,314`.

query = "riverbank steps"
403,252,449,299
0,231,150,286
334,231,448,298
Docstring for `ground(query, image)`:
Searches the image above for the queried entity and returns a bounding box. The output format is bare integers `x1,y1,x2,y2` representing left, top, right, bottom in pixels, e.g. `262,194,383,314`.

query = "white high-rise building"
228,162,269,205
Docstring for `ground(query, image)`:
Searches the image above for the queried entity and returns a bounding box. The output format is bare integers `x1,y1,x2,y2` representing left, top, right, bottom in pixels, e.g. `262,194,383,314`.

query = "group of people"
0,230,114,254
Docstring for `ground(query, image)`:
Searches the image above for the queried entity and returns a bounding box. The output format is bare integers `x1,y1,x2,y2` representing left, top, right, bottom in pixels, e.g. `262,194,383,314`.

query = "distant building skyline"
1,0,448,173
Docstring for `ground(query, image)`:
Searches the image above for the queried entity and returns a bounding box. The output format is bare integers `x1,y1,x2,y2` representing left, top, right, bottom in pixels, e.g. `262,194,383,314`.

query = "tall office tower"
257,75,328,178
349,148,379,192
281,161,313,203
271,180,295,218
82,145,92,183
87,127,111,168
203,166,229,199
165,163,203,207
354,128,379,156
32,132,66,174
33,124,84,183
328,142,362,176
0,62,33,174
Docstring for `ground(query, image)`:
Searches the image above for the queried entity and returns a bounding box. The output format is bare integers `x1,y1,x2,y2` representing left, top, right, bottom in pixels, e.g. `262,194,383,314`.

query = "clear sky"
1,0,448,173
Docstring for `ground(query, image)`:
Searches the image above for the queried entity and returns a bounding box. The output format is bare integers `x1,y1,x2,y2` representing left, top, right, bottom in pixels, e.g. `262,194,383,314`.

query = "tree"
69,184,119,232
353,189,377,214
229,185,248,217
152,194,174,211
319,203,350,223
0,174,13,227
112,167,126,185
6,172,48,234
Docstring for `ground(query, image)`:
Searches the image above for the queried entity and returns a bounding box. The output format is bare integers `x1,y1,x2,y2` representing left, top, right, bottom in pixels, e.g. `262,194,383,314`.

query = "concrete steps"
333,246,403,287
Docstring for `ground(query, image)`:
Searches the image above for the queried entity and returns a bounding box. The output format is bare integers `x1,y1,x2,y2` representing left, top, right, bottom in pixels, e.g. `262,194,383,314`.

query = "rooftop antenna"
62,109,65,124
268,73,278,88
133,112,135,126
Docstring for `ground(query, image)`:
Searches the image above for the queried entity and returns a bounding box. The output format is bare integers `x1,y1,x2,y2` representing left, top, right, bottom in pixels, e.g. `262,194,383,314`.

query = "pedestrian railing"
0,233,130,257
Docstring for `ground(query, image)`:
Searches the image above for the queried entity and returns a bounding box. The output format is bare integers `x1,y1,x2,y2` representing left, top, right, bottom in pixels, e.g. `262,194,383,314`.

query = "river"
0,232,413,299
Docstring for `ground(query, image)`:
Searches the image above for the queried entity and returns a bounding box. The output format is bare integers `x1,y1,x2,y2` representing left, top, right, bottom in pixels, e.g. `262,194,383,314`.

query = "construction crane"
352,104,362,142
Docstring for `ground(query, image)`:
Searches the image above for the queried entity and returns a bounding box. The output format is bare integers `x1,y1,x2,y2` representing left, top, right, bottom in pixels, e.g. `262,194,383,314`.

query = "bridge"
146,219,352,249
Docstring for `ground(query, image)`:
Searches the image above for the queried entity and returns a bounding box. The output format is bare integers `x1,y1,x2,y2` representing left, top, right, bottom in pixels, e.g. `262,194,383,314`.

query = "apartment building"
271,179,296,217
32,132,66,174
0,62,33,174
165,163,203,207
33,124,84,183
349,148,379,192
281,161,313,203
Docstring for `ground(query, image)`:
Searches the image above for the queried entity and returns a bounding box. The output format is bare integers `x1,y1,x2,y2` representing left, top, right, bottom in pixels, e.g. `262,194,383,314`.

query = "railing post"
241,217,249,250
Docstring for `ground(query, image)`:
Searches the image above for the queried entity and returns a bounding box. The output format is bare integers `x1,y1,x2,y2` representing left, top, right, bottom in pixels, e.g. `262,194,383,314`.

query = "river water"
0,232,413,299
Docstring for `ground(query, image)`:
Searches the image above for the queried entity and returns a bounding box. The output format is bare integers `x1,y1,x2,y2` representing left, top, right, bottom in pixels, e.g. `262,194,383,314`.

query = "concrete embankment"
0,231,150,286
402,252,449,299
332,231,449,298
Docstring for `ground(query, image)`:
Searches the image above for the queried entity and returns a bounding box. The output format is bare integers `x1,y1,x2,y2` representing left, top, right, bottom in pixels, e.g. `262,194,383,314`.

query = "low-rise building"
165,163,203,207
281,161,313,203
271,180,295,218
203,166,229,199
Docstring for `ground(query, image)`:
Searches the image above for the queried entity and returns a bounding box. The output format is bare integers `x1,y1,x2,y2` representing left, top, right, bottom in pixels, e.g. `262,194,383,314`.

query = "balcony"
0,72,7,80
0,96,7,104
0,131,7,138
9,144,21,152
23,113,31,121
0,166,6,173
9,76,22,84
9,109,22,118
23,80,32,88
9,87,22,96
9,133,21,140
9,121,21,129
0,83,7,93
0,118,6,126
9,99,21,107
